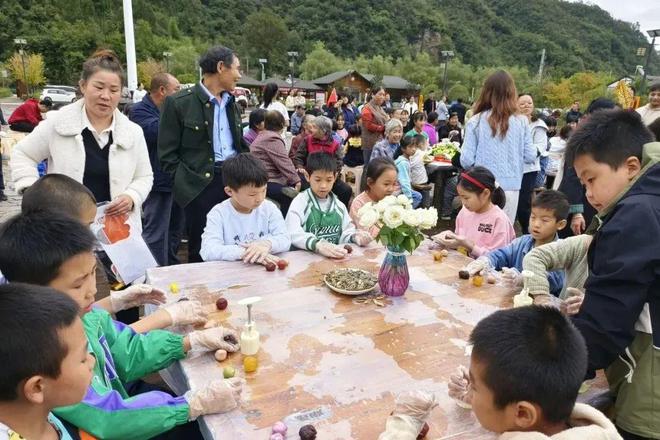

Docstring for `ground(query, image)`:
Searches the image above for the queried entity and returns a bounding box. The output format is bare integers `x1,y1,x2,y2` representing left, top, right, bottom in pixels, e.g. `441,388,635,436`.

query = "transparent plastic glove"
109,284,166,313
561,287,585,316
501,267,523,288
186,377,244,420
464,257,491,277
316,240,348,259
188,326,240,353
432,230,463,249
448,365,473,408
240,240,272,264
353,230,373,247
163,301,208,326
379,391,437,440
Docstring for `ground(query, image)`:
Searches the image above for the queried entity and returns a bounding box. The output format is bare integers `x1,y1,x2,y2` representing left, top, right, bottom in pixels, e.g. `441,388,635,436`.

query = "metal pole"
442,58,449,97
21,50,28,97
641,35,655,95
122,0,138,93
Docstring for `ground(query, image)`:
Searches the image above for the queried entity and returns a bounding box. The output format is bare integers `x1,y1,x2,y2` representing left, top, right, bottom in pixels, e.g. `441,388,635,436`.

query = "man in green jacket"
158,46,248,262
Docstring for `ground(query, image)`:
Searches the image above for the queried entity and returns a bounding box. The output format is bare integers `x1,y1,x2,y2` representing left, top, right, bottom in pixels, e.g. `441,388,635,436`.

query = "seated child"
350,157,398,238
286,152,371,259
467,190,568,296
405,111,428,141
0,283,94,440
0,211,243,440
433,166,515,257
394,136,423,208
200,153,291,263
448,306,622,439
343,124,364,167
409,134,430,192
20,174,202,334
564,109,659,438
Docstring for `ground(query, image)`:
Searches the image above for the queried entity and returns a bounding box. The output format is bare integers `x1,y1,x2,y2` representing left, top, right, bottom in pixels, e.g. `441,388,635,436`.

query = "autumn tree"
8,52,46,97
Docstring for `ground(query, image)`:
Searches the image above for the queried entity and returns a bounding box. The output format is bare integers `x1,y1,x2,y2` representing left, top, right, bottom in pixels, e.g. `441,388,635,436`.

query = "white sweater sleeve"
263,201,291,254
285,194,318,251
199,205,245,261
10,117,54,193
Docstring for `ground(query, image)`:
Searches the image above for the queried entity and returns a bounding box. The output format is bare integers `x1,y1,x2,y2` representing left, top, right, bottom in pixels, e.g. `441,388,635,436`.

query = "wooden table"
146,243,606,440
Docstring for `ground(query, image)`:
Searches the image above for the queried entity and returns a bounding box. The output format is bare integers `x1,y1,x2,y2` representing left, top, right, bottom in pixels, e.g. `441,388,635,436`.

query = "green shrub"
0,87,12,98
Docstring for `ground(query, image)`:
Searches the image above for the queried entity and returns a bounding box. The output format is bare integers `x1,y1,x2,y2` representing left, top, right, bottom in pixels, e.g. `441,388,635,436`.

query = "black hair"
411,111,426,124
394,135,418,159
0,210,96,285
544,115,558,128
449,112,459,119
347,124,361,137
559,124,572,140
39,97,53,108
0,283,80,400
457,166,506,209
649,82,660,93
566,109,653,169
331,118,339,132
457,98,464,103
648,116,660,141
365,157,397,190
262,82,279,108
222,153,268,189
531,190,570,221
427,111,439,124
306,152,337,175
199,46,236,75
264,110,285,132
470,306,587,424
585,97,616,115
336,112,345,121
21,174,97,220
248,108,266,130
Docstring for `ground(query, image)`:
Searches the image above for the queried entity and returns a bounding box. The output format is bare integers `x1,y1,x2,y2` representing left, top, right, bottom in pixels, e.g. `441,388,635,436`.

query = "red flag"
327,88,338,105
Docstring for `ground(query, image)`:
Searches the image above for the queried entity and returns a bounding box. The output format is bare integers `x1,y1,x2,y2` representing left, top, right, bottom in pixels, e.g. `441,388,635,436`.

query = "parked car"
40,87,77,105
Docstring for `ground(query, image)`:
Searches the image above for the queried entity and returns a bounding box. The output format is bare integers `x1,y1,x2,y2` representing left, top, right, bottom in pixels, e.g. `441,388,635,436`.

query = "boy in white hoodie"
448,306,621,440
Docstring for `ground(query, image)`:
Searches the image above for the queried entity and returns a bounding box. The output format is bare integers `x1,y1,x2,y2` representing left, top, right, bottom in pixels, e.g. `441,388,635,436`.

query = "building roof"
237,75,263,87
312,70,417,90
312,70,365,85
263,77,321,91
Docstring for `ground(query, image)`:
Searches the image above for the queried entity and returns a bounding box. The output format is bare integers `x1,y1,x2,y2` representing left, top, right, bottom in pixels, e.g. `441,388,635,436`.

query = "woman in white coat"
11,49,152,225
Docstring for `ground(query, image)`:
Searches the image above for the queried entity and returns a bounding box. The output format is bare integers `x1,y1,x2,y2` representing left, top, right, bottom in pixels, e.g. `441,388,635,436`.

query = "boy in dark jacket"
566,109,659,439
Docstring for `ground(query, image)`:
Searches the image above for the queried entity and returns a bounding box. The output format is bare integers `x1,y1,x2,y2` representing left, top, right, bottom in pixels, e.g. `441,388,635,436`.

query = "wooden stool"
341,165,364,197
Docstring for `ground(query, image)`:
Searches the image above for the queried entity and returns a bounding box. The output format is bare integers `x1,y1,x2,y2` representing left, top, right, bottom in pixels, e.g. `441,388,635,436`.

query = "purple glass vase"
378,246,409,297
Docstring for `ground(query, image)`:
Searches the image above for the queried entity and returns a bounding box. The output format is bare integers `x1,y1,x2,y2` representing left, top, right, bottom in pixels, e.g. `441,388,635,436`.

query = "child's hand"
393,390,438,419
187,326,240,353
241,240,272,264
163,301,208,326
352,230,373,247
464,257,490,276
501,267,524,288
448,365,473,408
560,287,585,316
316,241,348,259
432,230,460,248
109,284,166,313
186,377,244,419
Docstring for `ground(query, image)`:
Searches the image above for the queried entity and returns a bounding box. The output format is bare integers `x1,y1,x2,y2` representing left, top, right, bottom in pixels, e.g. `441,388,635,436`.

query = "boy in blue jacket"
566,109,659,439
466,190,568,296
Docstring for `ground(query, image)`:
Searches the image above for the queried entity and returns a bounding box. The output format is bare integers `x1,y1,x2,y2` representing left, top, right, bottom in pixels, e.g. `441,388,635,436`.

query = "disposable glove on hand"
352,231,373,247
316,240,348,259
501,267,524,288
561,287,585,316
109,284,166,313
463,257,491,277
379,391,437,440
188,326,240,353
186,378,244,420
163,301,208,326
448,365,472,408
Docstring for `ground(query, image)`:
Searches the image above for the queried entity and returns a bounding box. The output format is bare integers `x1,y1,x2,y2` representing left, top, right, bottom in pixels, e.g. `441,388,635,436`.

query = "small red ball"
215,297,228,311
417,422,430,439
265,262,277,272
344,244,353,254
276,259,288,270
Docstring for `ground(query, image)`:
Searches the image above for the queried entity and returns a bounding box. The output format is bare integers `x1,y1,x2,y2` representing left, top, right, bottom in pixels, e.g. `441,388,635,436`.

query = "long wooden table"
146,243,606,439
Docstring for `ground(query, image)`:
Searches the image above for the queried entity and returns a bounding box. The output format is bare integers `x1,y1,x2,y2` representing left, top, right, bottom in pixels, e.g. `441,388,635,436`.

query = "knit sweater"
522,235,591,300
460,111,536,191
249,130,300,186
349,191,381,238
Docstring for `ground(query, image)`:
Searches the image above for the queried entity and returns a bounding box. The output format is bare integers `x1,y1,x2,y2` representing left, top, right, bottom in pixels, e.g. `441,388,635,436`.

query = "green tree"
299,42,346,80
243,9,290,75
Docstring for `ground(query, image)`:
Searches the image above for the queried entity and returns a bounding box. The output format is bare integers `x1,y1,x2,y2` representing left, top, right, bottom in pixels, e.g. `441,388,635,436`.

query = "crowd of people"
0,42,659,440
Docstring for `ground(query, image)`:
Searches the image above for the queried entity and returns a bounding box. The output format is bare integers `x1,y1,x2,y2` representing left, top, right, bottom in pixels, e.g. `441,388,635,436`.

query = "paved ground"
0,158,20,224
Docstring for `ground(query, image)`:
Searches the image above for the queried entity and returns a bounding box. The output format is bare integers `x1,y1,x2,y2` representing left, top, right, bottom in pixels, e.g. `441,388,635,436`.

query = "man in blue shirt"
159,46,248,262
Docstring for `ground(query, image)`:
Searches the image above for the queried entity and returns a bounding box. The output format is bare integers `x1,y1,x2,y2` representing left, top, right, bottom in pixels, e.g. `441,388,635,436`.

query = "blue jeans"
142,191,185,266
412,190,422,208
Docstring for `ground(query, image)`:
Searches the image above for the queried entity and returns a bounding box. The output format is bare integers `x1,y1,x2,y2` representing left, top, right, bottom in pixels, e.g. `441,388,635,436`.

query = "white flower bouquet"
357,195,438,254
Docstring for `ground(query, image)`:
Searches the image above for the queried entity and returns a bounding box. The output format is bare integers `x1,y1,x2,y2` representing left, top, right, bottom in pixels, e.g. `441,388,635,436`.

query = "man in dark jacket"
158,46,248,262
129,72,183,266
423,91,436,114
448,98,467,124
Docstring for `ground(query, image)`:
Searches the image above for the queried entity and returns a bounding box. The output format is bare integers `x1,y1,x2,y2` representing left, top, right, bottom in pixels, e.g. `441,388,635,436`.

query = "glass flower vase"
378,246,409,297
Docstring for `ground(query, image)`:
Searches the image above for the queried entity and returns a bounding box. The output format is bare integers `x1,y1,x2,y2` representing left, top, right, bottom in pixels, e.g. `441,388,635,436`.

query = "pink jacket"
349,192,381,238
455,204,515,257
250,130,300,186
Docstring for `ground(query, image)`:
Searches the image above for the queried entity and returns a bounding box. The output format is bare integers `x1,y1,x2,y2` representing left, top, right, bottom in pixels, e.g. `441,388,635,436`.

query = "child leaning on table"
0,283,95,440
200,153,291,263
466,190,568,296
433,166,515,257
394,135,423,208
350,157,398,238
19,174,201,334
0,211,243,440
286,152,372,259
448,306,622,440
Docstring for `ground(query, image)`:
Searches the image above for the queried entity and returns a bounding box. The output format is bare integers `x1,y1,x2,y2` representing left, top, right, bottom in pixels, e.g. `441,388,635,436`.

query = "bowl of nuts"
324,268,378,296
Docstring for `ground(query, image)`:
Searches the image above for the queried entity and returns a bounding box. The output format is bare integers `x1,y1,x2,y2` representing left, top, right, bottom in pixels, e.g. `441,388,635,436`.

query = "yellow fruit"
169,282,179,294
457,247,468,256
432,251,443,262
243,356,258,373
472,275,484,287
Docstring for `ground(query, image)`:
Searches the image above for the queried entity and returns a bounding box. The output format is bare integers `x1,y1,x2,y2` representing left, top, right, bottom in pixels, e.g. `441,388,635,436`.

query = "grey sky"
570,0,660,41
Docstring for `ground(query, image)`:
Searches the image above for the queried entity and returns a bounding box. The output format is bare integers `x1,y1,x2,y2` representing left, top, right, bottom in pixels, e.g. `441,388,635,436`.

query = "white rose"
357,202,376,217
383,205,405,229
359,207,380,228
375,195,396,213
396,194,412,208
420,208,439,229
402,209,421,227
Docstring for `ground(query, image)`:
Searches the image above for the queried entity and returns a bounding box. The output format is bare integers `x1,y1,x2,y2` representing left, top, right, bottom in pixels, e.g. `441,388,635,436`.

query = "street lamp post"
441,50,454,97
163,51,173,73
14,38,28,98
642,29,660,95
259,58,268,82
287,51,299,89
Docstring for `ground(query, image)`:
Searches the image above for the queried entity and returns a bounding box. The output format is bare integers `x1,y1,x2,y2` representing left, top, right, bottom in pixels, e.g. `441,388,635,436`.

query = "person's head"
473,70,518,138
137,82,144,90
411,111,427,130
336,113,345,130
457,166,506,212
394,135,418,159
399,109,410,126
429,91,435,99
648,117,660,141
295,104,305,116
566,109,653,212
529,190,568,243
552,109,562,119
408,96,415,103
545,116,557,135
38,97,53,113
262,82,279,108
413,133,428,151
306,153,337,199
199,45,241,92
21,174,97,225
264,110,285,134
559,124,572,141
583,97,617,122
149,72,180,107
469,306,587,434
385,93,391,101
311,115,332,140
248,108,266,131
222,153,268,212
649,82,660,109
571,101,580,112
517,93,534,118
301,114,316,135
347,123,361,138
0,284,95,410
392,108,403,119
427,111,439,126
0,211,98,314
365,157,397,201
80,49,124,121
371,86,387,106
448,112,459,127
341,96,348,105
384,118,404,144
